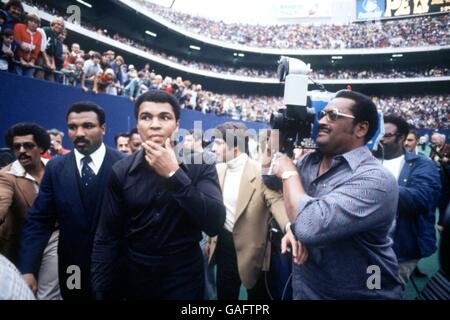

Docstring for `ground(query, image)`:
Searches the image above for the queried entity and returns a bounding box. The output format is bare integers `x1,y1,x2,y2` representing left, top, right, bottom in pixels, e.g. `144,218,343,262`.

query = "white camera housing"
278,56,311,107
285,57,311,75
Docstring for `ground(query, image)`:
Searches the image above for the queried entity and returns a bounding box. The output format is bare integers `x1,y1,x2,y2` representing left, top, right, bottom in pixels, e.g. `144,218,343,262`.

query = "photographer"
47,128,70,158
429,133,450,229
272,90,402,299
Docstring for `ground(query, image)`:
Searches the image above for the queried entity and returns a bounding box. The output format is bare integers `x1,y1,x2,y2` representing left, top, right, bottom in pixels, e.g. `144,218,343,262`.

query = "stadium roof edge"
23,3,450,86
117,0,449,56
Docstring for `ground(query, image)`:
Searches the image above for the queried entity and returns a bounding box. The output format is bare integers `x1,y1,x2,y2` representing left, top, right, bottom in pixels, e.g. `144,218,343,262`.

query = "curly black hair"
5,122,51,152
66,101,106,125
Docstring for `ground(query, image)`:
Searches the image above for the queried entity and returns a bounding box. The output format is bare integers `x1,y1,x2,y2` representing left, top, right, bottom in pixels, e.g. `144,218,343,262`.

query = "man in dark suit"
18,101,124,299
91,91,225,300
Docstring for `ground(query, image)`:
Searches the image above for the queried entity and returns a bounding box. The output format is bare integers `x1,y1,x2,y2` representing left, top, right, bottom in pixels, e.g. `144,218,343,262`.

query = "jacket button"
403,179,407,182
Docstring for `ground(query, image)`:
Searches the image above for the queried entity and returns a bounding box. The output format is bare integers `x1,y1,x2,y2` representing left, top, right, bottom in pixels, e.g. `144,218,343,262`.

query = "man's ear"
233,146,240,157
355,121,369,140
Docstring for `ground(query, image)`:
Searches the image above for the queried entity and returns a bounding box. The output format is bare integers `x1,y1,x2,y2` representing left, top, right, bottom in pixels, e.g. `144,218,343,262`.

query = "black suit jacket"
18,146,124,299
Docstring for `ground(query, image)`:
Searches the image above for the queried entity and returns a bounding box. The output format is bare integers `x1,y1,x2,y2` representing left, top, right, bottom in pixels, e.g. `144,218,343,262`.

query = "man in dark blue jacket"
91,91,226,299
19,101,124,299
378,115,441,288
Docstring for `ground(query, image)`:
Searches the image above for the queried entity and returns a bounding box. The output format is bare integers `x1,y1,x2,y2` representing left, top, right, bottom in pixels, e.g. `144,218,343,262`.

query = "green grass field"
403,220,442,300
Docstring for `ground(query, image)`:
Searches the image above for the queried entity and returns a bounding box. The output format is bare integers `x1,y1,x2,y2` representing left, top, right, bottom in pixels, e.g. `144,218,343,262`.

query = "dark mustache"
318,124,331,131
18,154,31,160
74,138,89,144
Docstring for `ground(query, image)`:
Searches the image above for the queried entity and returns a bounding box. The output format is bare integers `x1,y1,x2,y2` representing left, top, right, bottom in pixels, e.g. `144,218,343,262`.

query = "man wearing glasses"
378,115,440,288
270,90,402,299
0,122,61,299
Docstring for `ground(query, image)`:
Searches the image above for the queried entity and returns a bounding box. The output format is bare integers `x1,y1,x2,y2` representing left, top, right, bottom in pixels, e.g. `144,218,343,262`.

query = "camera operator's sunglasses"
318,108,355,121
12,142,37,151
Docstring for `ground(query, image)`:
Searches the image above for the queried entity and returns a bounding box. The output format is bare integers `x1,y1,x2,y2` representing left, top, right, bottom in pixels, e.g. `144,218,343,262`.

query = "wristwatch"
167,170,177,178
285,222,292,233
281,170,298,181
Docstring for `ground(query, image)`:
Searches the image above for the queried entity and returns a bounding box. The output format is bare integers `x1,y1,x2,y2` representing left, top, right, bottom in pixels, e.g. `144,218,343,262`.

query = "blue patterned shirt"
292,146,402,299
0,254,35,300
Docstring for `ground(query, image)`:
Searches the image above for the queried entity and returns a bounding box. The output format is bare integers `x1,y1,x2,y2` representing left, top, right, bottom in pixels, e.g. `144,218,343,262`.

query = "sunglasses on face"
318,108,355,121
12,142,37,151
382,132,399,138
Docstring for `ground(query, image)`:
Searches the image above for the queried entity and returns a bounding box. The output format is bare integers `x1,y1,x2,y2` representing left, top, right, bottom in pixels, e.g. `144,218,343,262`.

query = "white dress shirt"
74,143,106,176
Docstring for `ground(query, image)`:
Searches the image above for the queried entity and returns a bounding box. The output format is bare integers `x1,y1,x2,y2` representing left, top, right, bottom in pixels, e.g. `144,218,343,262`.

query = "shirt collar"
308,146,371,172
340,146,372,172
130,149,146,174
226,153,248,171
404,150,419,162
74,143,106,169
8,158,48,181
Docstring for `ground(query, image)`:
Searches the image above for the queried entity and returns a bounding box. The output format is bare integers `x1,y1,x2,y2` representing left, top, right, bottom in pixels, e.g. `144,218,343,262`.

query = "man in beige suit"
0,123,61,299
209,122,290,300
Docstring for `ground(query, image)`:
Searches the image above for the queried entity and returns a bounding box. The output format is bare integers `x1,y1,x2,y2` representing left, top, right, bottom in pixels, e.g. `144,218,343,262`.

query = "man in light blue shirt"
0,254,35,300
273,90,402,299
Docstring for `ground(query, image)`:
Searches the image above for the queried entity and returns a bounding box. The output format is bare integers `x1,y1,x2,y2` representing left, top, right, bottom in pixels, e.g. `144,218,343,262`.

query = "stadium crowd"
1,0,450,302
133,0,450,49
1,1,448,130
14,0,450,80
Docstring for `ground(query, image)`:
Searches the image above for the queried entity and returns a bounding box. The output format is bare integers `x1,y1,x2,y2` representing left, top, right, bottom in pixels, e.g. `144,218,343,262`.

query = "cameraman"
272,90,402,299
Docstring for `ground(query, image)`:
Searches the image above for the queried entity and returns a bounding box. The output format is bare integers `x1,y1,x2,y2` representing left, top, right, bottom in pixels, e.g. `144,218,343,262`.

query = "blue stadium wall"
1,72,448,148
0,72,267,148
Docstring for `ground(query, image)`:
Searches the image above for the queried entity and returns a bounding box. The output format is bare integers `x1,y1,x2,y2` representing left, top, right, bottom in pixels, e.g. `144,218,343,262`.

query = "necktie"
81,155,95,188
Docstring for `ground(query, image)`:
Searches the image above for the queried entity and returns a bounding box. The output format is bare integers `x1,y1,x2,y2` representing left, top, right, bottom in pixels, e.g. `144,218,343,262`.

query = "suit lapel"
15,178,36,208
234,159,256,223
216,163,227,191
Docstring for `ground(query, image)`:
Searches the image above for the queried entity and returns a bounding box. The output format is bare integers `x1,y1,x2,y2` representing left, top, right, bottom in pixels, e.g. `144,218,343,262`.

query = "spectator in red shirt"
13,13,41,78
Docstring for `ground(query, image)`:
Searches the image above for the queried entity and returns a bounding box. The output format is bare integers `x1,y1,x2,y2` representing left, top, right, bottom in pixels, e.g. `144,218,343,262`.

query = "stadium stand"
1,0,447,131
